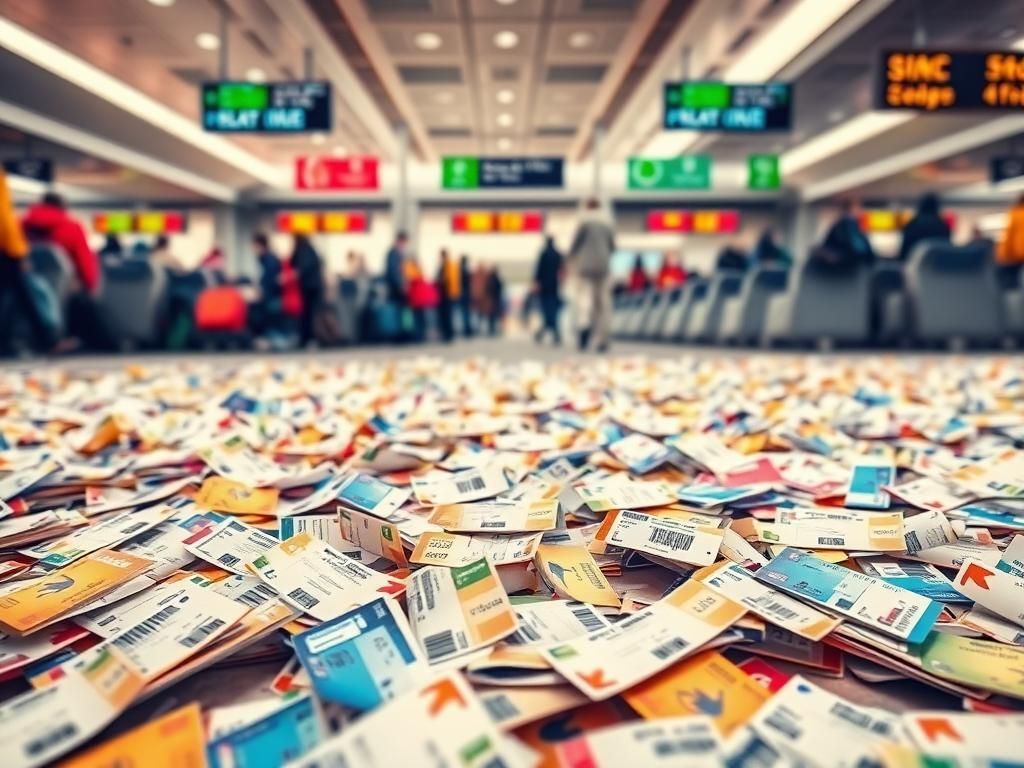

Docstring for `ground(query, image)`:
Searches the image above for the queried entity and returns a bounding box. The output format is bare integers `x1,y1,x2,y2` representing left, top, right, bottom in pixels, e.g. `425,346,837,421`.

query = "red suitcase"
195,286,247,332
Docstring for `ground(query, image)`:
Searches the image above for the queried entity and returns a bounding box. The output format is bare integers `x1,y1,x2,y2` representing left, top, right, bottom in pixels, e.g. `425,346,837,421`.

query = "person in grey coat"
568,198,616,352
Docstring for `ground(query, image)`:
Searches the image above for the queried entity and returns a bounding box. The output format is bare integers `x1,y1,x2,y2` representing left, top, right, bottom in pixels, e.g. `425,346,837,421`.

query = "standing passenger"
568,198,616,352
459,255,474,337
899,193,950,261
290,235,324,347
533,236,563,345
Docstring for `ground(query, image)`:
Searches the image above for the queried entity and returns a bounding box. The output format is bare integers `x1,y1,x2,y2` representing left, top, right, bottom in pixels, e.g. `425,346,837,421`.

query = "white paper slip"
506,600,612,645
997,534,1024,577
542,579,746,701
844,456,895,509
606,433,672,474
277,473,353,517
948,449,1024,499
412,465,512,505
596,509,724,566
700,561,841,641
76,575,208,638
410,531,542,567
182,519,279,575
553,716,723,768
286,672,528,768
249,533,405,621
908,537,1002,569
718,527,769,568
885,476,975,512
754,512,904,552
900,509,961,554
334,472,411,519
746,676,901,768
953,558,1024,628
575,479,677,513
902,712,1024,766
209,574,281,609
666,433,748,476
428,499,559,533
406,558,518,664
755,547,943,644
0,454,61,502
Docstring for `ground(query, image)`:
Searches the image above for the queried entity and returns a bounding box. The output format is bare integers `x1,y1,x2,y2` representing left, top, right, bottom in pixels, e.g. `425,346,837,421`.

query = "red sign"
275,211,371,234
451,211,545,233
646,209,740,234
295,156,379,191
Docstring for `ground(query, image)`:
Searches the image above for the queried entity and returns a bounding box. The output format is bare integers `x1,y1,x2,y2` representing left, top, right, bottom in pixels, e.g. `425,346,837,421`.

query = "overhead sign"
646,210,741,234
992,156,1024,184
202,81,332,132
451,211,545,233
878,51,1024,110
627,156,711,189
663,82,792,131
93,212,186,235
295,156,379,191
858,210,956,233
275,211,369,234
3,158,53,183
748,154,781,190
442,157,563,189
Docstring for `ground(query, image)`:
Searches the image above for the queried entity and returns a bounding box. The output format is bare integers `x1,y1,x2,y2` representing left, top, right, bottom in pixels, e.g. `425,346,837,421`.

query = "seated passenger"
21,192,100,295
98,234,123,260
997,194,1024,271
715,244,749,272
656,252,687,289
628,255,651,293
816,200,874,268
752,228,791,268
899,193,950,261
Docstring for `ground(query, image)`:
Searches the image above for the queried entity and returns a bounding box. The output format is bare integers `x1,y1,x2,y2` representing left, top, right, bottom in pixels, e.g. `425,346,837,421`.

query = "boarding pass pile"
1,356,1024,766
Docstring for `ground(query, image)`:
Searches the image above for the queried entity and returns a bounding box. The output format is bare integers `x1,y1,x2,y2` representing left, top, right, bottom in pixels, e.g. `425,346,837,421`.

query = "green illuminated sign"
442,156,480,189
628,156,711,190
748,154,781,190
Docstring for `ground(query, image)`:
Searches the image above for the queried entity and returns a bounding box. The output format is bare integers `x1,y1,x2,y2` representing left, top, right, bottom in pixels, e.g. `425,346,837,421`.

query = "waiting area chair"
97,261,169,349
718,267,789,345
684,271,744,342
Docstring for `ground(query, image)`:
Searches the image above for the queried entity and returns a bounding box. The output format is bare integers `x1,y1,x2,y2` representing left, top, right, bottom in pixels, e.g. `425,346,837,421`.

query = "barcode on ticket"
649,527,695,551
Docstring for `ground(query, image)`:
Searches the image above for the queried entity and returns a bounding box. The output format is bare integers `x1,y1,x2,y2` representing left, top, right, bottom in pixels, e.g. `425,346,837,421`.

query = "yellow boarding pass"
410,531,541,567
428,499,558,533
194,476,280,516
534,543,621,608
755,511,904,551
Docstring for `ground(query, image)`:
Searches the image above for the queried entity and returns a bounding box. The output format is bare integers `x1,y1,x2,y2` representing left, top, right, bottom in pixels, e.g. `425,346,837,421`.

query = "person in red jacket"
656,251,687,289
21,192,100,294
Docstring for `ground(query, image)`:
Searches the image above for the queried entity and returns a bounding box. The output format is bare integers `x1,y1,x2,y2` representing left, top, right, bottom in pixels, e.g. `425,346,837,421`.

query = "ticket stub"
575,480,677,512
755,547,943,644
249,533,404,621
996,534,1024,577
60,703,205,768
553,716,723,768
676,483,769,508
542,579,746,700
412,465,511,505
0,454,61,502
901,509,961,554
700,561,840,641
953,558,1024,628
667,433,748,476
410,531,541,567
294,596,425,711
754,511,904,551
289,672,524,768
406,558,518,664
339,507,408,566
901,711,1024,766
534,543,621,608
844,456,895,509
183,519,279,575
607,433,672,474
335,473,411,519
919,632,1024,700
886,476,975,512
856,558,967,603
506,600,612,645
949,449,1024,499
594,509,724,566
428,499,558,533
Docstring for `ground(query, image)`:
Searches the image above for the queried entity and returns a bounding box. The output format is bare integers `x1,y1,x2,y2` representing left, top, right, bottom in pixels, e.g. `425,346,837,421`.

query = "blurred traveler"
486,266,505,337
997,194,1024,268
254,232,300,348
753,228,791,267
459,254,474,336
0,169,58,355
656,251,687,288
899,193,951,261
472,262,489,330
22,192,100,295
385,231,409,306
715,244,749,272
437,249,459,343
405,253,436,342
568,198,616,352
627,255,650,294
150,235,186,274
290,235,325,347
98,234,123,260
533,236,564,345
815,200,875,268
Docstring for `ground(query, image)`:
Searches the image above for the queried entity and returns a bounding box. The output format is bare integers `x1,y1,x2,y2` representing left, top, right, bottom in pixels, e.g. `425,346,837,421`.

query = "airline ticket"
534,544,621,607
953,558,1024,628
574,479,677,512
183,518,279,575
606,433,672,474
593,509,724,566
506,600,612,645
428,499,558,533
412,465,512,505
755,510,904,551
339,507,409,566
542,579,746,700
410,531,541,567
60,703,205,768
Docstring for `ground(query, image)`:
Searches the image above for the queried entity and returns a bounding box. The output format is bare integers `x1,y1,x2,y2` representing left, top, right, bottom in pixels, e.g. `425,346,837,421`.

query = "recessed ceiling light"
147,0,176,6
195,32,220,51
434,91,455,104
496,113,514,127
495,0,518,5
245,67,266,83
311,133,326,145
497,138,512,151
496,89,515,104
414,32,443,51
568,31,594,49
493,30,519,50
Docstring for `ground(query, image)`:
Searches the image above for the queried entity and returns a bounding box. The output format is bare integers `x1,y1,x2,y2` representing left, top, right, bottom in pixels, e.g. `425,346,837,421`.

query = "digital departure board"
442,157,563,189
858,210,956,233
451,211,545,233
92,211,186,234
646,210,741,234
275,211,370,234
878,51,1024,110
663,82,792,131
202,81,332,132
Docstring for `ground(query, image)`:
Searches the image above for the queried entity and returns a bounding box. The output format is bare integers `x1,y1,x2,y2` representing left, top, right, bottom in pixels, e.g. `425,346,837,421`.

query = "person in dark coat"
533,236,564,345
459,254,473,337
485,267,504,336
899,193,950,261
752,228,791,267
817,200,875,268
290,235,325,346
385,231,408,305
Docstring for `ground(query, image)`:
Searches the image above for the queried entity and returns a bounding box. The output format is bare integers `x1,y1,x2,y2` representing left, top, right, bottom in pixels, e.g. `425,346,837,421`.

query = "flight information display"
451,211,545,233
646,210,741,233
878,51,1024,110
663,82,792,131
93,211,186,234
275,211,369,234
442,157,563,189
202,81,332,132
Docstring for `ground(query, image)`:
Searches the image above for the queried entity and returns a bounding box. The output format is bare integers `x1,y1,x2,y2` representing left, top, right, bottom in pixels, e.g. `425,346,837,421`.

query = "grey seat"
612,294,638,339
638,290,673,339
683,271,744,342
996,265,1024,339
29,244,75,302
98,261,169,349
718,267,789,345
662,279,708,342
905,242,1003,346
624,291,657,338
644,287,682,340
762,259,872,347
872,261,907,346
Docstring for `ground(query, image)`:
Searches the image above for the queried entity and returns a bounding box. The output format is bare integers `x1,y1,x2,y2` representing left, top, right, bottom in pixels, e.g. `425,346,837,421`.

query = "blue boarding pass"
856,557,970,603
207,694,323,768
755,547,943,644
844,457,895,509
294,596,425,711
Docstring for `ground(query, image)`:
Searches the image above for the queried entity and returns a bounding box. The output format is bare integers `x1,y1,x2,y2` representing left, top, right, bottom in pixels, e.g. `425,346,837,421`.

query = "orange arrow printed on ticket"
953,558,1024,628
